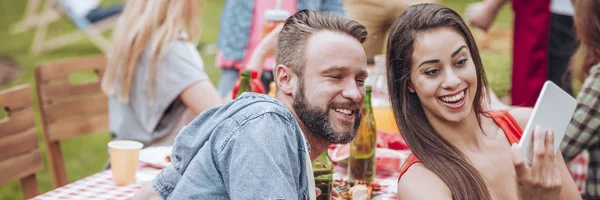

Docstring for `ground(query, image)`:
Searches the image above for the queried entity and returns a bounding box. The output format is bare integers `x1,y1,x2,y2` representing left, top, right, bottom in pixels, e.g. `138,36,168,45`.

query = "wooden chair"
0,85,44,199
35,55,108,187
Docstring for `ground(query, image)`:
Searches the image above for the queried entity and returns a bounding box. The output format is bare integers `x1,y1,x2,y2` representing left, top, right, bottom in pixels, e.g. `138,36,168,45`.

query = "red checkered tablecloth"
568,151,589,193
32,152,585,200
32,164,398,199
32,164,161,200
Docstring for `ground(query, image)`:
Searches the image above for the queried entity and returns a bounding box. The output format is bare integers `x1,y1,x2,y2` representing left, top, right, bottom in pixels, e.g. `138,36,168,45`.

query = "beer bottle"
312,151,333,200
234,70,252,99
349,85,377,181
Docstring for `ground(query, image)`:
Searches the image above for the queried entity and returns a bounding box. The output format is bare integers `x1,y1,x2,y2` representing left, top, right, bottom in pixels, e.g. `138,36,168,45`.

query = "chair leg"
46,142,68,188
30,20,49,55
85,30,111,53
29,8,62,55
10,0,42,33
20,174,39,199
36,31,87,54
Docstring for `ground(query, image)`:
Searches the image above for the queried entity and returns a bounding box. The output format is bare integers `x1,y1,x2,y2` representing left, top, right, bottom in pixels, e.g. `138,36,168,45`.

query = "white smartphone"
518,81,577,167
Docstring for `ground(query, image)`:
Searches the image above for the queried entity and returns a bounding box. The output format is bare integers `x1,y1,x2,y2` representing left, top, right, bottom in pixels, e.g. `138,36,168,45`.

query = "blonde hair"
102,0,201,102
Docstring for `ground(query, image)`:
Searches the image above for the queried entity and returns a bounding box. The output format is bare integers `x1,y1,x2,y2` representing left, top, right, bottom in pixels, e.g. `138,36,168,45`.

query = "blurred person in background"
467,0,551,107
548,0,576,95
344,0,441,63
389,4,580,199
560,0,600,198
215,0,344,97
101,0,223,147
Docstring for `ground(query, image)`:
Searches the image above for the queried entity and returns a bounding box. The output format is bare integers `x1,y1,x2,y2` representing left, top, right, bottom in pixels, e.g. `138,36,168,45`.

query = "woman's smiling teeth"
440,90,465,104
333,108,353,115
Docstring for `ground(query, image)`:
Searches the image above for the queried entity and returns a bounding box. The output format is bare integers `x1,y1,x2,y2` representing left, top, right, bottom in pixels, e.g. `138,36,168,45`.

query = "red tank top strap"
399,154,419,179
397,110,523,182
486,110,523,144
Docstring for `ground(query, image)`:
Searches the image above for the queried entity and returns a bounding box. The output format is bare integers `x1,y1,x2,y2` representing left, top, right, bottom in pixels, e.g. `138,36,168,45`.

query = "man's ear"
275,64,297,95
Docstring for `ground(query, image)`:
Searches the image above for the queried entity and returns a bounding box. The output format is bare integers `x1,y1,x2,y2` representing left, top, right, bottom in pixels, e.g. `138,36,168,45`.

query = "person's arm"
131,182,161,200
220,112,305,199
246,24,283,76
510,108,582,200
560,73,600,162
132,165,182,200
179,80,223,115
397,163,452,199
465,0,508,31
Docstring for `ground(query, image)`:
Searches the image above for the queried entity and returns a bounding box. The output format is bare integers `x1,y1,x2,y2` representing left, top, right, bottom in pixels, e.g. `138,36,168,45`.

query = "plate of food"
139,146,173,169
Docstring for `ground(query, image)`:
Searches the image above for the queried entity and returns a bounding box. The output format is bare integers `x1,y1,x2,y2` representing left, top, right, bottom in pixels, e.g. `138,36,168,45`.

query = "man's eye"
328,75,341,79
424,69,440,76
356,79,365,85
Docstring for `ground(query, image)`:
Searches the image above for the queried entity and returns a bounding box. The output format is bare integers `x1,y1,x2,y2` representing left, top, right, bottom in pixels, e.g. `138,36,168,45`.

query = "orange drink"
262,19,285,37
108,140,143,186
372,107,400,134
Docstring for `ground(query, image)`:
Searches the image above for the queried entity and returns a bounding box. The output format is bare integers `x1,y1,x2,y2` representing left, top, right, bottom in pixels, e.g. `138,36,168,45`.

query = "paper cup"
108,140,143,186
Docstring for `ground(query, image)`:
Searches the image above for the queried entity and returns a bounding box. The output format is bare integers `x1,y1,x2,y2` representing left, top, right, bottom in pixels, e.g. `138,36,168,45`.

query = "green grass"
0,0,512,199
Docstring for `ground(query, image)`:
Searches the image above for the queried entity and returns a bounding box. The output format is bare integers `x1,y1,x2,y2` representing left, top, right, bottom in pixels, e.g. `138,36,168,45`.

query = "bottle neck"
363,90,372,109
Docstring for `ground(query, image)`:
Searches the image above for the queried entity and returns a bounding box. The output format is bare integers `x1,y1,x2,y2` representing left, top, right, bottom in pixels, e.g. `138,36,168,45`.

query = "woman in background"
387,4,580,199
560,0,600,198
101,0,222,146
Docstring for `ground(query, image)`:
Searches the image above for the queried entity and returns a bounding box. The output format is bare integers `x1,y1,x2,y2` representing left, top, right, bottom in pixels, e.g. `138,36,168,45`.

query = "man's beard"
292,80,361,144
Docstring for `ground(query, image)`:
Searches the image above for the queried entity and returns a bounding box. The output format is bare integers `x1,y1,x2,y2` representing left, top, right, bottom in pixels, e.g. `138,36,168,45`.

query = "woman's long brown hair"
571,0,600,81
386,4,491,200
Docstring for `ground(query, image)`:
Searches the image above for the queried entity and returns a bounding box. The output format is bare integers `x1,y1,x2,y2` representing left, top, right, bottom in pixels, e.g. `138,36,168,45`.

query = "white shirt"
551,0,574,16
60,0,100,17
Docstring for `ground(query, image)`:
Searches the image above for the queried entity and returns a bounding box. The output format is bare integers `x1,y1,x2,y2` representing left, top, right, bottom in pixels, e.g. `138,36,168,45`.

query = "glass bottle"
235,70,252,99
348,85,377,181
313,151,333,200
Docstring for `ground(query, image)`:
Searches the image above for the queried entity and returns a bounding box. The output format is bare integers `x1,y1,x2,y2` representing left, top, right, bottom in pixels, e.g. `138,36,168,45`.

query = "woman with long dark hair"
387,4,581,199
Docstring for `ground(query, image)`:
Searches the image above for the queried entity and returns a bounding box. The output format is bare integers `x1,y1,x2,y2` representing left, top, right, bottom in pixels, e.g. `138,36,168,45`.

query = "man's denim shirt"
152,93,311,199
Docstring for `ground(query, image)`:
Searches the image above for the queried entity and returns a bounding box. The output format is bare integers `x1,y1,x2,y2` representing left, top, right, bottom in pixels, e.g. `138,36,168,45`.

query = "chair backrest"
0,85,44,199
35,54,108,187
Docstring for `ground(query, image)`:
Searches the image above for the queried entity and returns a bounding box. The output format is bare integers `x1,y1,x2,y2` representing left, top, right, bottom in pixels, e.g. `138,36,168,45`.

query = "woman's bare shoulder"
397,163,452,200
507,107,533,128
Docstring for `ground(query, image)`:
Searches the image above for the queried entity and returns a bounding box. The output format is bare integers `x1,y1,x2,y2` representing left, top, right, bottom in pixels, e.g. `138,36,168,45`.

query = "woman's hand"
511,125,562,200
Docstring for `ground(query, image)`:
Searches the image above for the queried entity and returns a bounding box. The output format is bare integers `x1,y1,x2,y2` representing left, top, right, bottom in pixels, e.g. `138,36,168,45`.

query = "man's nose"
341,82,363,103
